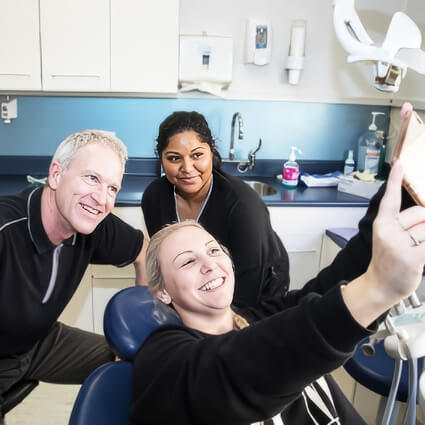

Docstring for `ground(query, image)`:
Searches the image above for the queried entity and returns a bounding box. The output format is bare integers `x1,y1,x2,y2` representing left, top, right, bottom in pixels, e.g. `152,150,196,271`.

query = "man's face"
49,143,124,236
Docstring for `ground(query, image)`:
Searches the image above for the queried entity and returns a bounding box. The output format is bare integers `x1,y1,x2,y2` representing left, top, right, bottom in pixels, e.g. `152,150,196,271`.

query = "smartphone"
392,110,425,206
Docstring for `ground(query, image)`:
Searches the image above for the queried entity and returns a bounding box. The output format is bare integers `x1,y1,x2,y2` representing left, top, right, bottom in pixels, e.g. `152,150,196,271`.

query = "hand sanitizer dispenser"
245,19,272,66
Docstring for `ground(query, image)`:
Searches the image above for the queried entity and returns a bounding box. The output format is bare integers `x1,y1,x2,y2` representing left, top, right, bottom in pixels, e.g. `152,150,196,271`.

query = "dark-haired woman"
141,111,290,307
141,108,416,308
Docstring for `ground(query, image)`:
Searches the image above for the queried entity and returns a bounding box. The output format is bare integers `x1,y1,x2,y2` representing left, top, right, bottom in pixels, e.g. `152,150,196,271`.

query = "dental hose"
402,357,418,425
381,358,402,425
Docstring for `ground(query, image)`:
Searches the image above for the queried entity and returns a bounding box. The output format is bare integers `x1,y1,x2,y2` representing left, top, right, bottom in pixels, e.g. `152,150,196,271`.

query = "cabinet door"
40,0,110,91
0,0,41,90
59,267,94,332
92,264,136,335
110,0,179,94
269,207,366,290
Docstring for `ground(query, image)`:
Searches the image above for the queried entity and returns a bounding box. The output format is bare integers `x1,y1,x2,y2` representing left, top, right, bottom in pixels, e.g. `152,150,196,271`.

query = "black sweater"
131,284,372,425
133,183,415,424
141,169,290,307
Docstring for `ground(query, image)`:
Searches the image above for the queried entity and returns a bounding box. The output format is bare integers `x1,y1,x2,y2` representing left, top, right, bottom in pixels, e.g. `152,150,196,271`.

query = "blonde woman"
131,161,425,425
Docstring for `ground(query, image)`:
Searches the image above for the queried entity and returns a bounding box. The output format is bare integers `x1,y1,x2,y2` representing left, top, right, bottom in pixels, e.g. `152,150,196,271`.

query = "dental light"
333,0,425,92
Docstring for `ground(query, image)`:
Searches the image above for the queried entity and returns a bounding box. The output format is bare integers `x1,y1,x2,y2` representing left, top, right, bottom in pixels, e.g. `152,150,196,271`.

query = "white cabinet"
0,0,41,90
110,0,179,94
1,0,179,94
268,206,367,290
39,0,110,92
59,266,93,332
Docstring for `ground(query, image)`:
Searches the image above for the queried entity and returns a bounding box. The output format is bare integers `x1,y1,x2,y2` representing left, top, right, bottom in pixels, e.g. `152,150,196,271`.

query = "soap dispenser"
282,146,302,188
357,112,385,173
344,149,355,175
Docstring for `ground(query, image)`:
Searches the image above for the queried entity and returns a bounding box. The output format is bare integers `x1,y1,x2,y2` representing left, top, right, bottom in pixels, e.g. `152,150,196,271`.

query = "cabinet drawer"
92,278,135,334
91,264,135,279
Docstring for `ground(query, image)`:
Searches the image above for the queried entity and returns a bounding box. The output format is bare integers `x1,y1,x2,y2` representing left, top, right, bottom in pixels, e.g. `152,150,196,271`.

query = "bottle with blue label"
282,146,302,188
357,112,385,173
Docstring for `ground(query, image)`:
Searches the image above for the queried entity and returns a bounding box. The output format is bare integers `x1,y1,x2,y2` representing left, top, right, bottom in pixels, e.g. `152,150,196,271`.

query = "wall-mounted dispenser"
179,34,233,97
245,19,272,66
1,96,18,124
286,20,306,85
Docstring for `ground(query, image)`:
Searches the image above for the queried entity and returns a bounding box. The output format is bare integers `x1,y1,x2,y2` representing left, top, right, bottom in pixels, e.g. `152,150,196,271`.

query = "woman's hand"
368,160,425,300
342,161,425,327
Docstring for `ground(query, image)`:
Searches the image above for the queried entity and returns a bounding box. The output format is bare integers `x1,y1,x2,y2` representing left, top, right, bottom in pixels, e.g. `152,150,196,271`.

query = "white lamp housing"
333,0,425,93
286,20,306,85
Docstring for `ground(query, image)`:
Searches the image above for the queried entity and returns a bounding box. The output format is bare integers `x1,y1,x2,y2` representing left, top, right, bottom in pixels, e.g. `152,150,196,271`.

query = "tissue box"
337,175,384,199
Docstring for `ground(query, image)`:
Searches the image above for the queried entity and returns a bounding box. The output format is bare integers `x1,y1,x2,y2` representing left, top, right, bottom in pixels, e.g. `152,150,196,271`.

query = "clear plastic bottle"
357,112,385,173
282,146,302,188
343,149,355,175
376,130,387,179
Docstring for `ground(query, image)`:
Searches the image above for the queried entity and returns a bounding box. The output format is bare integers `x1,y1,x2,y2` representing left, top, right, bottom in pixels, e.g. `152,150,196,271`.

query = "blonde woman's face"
156,226,234,321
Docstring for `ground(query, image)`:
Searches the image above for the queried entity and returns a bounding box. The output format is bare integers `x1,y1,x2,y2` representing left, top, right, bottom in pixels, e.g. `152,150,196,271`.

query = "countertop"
0,157,371,208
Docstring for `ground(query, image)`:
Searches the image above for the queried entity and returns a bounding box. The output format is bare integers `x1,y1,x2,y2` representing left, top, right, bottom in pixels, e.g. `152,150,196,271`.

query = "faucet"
237,138,262,173
229,112,244,160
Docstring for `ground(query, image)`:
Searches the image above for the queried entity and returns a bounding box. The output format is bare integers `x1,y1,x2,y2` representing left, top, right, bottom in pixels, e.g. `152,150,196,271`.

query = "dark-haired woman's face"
161,130,213,197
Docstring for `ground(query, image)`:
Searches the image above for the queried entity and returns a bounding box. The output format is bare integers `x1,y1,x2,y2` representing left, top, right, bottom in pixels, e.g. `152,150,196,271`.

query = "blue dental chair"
68,286,181,425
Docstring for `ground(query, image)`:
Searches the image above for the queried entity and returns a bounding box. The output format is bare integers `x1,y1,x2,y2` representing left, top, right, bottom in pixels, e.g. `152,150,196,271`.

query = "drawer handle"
0,73,31,77
51,74,101,78
288,249,317,253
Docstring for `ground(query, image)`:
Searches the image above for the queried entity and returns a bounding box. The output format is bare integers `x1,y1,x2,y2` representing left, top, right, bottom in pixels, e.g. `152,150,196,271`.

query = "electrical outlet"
1,98,18,124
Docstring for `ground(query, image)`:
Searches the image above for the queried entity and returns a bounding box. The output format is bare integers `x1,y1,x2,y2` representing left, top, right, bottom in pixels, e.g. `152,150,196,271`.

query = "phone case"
392,110,425,206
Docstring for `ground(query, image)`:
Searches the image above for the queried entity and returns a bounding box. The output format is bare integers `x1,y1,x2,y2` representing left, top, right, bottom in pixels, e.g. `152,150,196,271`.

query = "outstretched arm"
342,160,425,327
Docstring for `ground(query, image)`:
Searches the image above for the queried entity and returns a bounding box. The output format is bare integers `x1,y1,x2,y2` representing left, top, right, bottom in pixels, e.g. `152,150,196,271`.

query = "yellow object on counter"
352,170,377,182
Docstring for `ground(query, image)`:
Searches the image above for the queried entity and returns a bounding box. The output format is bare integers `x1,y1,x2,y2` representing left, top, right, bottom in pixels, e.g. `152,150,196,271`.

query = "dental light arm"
333,0,425,92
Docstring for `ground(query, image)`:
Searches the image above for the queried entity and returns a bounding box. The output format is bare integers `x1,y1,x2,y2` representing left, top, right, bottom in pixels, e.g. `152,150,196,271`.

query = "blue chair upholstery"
344,337,423,403
69,286,181,425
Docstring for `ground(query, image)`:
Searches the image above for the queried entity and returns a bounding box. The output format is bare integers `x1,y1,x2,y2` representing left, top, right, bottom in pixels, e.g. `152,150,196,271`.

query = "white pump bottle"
357,112,385,173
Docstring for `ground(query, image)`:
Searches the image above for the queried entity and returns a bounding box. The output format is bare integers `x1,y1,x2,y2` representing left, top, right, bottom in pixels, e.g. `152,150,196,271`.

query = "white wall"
179,0,425,106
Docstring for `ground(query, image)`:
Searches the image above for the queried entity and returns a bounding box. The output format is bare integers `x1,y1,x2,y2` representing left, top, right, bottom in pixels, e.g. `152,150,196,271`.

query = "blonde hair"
52,129,128,170
146,220,232,294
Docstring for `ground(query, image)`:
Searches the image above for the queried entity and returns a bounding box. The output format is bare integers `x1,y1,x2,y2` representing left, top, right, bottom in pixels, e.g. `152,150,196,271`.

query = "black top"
132,183,416,425
131,284,372,425
0,187,143,356
141,169,290,307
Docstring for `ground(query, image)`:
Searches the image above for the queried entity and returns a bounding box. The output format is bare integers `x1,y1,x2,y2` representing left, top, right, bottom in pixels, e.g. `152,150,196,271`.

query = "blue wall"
0,96,389,161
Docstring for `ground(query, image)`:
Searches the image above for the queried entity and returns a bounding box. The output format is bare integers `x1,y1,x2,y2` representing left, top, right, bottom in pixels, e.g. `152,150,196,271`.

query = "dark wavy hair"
156,111,222,169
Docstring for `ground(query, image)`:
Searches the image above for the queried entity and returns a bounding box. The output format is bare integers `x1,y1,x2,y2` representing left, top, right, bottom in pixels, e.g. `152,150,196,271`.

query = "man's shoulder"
0,190,29,229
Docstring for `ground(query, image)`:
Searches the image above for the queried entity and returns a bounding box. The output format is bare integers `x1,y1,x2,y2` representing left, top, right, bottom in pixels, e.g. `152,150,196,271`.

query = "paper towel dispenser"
179,34,233,96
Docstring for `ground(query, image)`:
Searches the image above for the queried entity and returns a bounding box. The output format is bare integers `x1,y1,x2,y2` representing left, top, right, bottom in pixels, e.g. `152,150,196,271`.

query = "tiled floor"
6,383,80,425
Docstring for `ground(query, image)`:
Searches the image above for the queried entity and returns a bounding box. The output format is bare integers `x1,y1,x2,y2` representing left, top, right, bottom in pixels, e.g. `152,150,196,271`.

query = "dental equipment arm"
360,293,425,425
333,0,425,92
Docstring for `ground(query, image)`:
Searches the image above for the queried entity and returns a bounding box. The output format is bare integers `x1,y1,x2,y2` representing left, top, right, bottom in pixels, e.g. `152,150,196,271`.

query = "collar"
27,186,76,254
173,175,214,222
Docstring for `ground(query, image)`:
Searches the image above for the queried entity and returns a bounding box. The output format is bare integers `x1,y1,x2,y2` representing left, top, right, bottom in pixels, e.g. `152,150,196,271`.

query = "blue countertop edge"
0,156,371,208
326,228,359,248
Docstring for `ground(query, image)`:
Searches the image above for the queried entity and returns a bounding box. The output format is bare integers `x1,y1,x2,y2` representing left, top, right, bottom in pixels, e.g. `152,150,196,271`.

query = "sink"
244,180,277,196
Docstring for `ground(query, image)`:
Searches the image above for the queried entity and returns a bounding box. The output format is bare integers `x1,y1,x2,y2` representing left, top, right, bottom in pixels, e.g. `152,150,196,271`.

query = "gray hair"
52,129,128,170
146,220,232,295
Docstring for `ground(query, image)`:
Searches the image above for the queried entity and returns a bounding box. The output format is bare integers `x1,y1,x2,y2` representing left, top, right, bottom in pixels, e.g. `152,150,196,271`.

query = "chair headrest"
103,286,181,361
